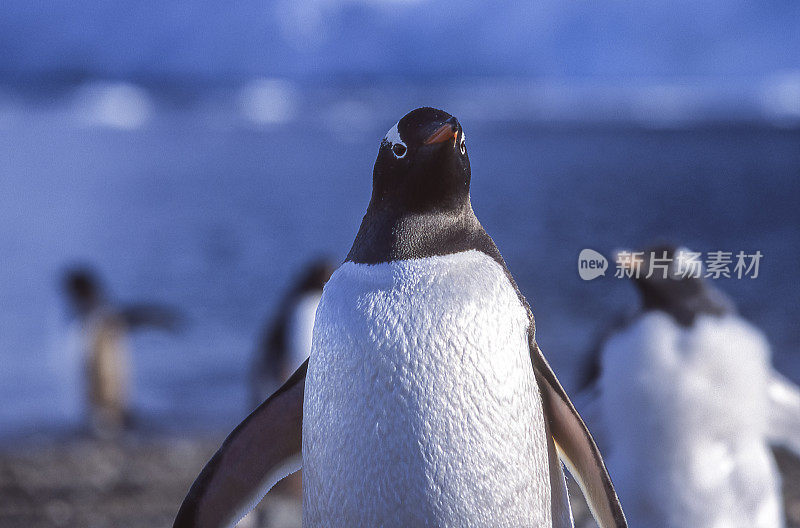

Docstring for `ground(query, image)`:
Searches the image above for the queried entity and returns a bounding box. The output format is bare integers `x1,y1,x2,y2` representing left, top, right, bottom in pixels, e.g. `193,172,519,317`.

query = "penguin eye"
392,143,407,158
459,137,466,155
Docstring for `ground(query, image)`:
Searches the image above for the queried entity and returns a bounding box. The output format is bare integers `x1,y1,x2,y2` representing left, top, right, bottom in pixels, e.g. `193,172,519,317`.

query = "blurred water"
1,84,799,441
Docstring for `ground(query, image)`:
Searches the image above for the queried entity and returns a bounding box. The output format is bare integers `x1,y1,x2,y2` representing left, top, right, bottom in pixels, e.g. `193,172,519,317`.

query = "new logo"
578,249,608,280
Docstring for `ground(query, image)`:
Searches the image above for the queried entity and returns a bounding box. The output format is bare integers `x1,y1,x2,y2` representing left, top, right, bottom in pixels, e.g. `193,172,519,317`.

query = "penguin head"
62,267,104,316
630,245,702,298
627,244,732,326
294,258,336,294
371,107,470,213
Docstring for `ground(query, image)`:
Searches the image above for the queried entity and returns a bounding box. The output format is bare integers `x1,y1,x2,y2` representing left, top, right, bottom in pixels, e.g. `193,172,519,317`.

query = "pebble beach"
1,435,799,528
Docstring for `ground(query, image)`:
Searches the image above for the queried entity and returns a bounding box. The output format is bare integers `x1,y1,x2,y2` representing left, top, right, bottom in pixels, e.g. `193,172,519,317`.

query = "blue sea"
1,81,799,442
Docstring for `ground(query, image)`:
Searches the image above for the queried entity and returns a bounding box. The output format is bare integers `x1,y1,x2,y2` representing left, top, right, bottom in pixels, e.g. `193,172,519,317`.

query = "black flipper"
174,360,307,528
120,303,184,331
531,341,627,528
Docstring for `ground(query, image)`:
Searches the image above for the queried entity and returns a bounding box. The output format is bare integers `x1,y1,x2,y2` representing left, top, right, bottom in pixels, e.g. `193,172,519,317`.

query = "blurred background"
1,1,799,527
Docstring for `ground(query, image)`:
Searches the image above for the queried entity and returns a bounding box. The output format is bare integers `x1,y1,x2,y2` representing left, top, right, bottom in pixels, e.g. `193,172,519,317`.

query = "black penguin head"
62,267,103,316
371,107,470,213
294,258,336,294
628,244,732,326
346,107,500,264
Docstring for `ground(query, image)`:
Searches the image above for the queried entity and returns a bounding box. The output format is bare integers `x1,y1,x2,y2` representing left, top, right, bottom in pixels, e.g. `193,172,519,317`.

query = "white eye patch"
384,122,407,158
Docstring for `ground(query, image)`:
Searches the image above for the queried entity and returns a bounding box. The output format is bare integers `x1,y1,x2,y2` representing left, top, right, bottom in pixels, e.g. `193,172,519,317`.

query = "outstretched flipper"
767,369,800,456
174,360,307,528
121,303,185,332
530,341,627,528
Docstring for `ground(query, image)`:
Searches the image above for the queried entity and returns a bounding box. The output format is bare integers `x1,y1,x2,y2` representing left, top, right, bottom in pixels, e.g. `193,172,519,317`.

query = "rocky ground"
1,436,799,528
0,434,300,528
779,447,800,528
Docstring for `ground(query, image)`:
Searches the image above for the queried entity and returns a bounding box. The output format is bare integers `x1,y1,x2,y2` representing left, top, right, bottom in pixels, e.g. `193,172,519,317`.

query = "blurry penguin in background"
246,257,334,520
575,245,800,528
62,267,182,438
250,258,336,407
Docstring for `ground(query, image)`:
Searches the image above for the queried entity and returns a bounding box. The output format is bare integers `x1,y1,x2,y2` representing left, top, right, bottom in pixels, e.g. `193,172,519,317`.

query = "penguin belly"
302,250,559,527
86,313,129,432
601,313,783,528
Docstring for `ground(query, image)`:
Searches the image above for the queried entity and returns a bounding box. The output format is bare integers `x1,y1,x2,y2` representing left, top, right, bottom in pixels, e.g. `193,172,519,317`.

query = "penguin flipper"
767,369,800,456
121,303,184,332
543,406,575,528
173,359,307,528
530,341,627,528
572,384,610,456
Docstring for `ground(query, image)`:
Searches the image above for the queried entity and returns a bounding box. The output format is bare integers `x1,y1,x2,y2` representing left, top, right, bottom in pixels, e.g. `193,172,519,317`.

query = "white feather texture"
600,312,783,528
302,250,567,527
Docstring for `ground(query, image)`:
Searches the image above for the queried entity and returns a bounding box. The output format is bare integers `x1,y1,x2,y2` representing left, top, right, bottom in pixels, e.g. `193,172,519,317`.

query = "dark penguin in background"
173,107,626,528
246,257,335,525
575,245,800,528
250,258,335,408
62,267,182,437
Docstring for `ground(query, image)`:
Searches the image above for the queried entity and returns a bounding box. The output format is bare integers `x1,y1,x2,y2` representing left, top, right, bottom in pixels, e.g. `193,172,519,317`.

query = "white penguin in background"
173,107,627,528
576,245,800,528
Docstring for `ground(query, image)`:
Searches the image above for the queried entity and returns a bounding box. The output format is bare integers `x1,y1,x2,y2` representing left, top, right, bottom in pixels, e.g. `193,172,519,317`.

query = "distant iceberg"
72,81,153,130
238,78,298,125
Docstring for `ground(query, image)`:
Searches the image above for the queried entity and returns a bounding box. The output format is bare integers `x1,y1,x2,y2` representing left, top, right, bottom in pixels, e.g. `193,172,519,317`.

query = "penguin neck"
345,197,534,331
346,201,484,264
73,297,105,321
640,284,733,327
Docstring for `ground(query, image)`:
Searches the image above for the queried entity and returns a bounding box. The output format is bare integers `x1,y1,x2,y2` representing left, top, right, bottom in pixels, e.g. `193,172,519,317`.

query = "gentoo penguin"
173,107,626,528
247,257,335,523
62,267,182,436
250,258,335,407
576,245,800,528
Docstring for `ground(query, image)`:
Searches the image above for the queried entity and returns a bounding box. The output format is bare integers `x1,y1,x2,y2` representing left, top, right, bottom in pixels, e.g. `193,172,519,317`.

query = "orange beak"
424,123,457,145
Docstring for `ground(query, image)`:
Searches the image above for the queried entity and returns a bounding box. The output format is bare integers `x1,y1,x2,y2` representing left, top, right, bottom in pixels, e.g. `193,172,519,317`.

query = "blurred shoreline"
2,77,799,130
0,432,302,528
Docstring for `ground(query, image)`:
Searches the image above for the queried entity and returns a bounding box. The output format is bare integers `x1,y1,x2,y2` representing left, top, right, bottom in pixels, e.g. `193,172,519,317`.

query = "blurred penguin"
575,245,800,528
247,257,334,522
62,267,182,438
250,258,336,407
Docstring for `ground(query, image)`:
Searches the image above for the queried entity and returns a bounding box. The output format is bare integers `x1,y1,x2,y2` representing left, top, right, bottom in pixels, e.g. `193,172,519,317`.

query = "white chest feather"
601,312,782,528
302,250,553,527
